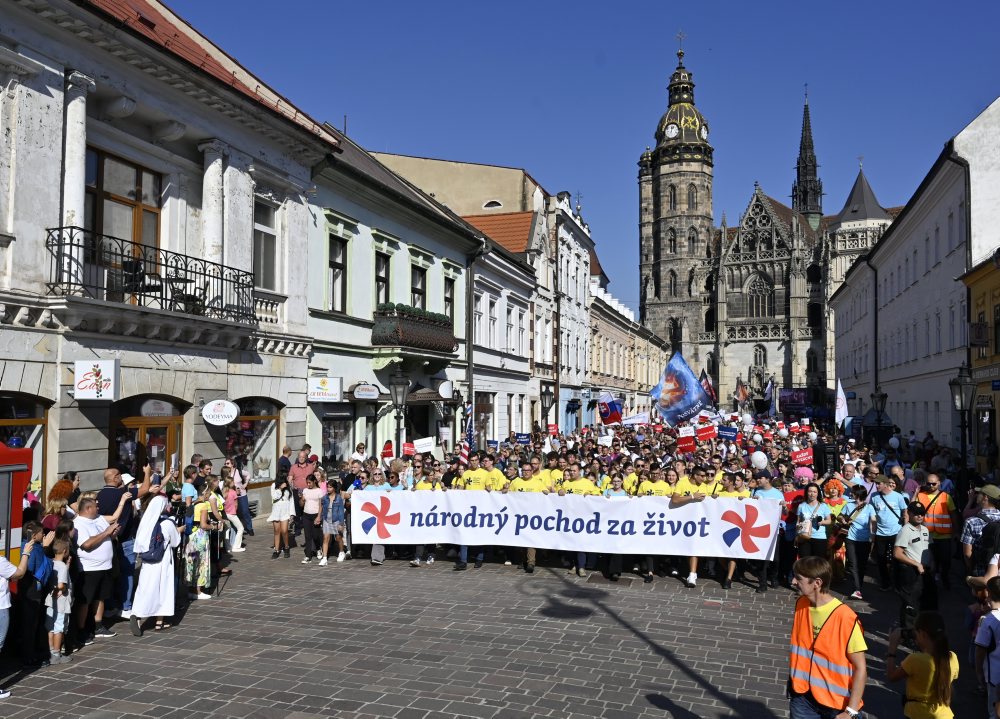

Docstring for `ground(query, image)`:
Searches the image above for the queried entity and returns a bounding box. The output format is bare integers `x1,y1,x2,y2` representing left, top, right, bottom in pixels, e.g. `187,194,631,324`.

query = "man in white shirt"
73,497,119,644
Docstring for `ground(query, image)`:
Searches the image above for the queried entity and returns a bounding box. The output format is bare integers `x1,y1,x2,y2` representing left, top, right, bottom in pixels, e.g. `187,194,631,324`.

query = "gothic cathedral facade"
639,50,892,412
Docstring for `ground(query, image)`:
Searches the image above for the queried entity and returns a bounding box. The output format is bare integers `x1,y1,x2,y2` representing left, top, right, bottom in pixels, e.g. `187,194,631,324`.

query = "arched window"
688,268,696,297
753,344,766,367
704,307,715,331
746,275,774,318
669,319,682,347
808,302,823,328
806,349,818,373
704,273,715,293
706,352,716,376
687,227,697,254
652,234,661,264
667,229,677,254
653,268,661,299
687,184,697,211
806,264,821,284
668,185,677,211
668,270,678,297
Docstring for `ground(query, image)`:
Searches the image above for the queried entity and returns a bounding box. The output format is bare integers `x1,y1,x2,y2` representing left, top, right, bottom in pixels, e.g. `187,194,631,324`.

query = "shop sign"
308,376,343,403
73,360,120,401
353,384,380,401
977,395,995,408
141,399,177,417
201,399,239,426
992,380,1000,391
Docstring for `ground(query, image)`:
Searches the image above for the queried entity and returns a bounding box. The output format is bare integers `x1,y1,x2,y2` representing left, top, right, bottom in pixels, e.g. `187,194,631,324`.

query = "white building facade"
0,0,324,499
832,94,1000,445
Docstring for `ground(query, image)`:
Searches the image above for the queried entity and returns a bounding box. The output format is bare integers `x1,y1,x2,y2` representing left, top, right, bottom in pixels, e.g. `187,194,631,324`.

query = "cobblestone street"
0,534,981,718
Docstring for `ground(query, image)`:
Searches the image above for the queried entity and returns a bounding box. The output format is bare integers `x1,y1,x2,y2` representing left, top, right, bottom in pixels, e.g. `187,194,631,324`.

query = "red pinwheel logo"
360,496,400,539
720,503,771,553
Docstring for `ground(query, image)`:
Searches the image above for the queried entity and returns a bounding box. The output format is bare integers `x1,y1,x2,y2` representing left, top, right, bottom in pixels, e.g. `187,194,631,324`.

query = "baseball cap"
906,501,926,516
981,484,1000,500
120,473,136,485
847,438,856,444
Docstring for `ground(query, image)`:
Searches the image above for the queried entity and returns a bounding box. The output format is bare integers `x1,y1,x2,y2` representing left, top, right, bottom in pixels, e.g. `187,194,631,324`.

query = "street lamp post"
870,386,888,449
389,368,409,458
949,362,976,500
540,385,554,433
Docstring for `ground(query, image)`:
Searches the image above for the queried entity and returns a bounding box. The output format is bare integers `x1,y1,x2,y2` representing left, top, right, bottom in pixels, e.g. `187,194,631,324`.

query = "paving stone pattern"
0,540,981,718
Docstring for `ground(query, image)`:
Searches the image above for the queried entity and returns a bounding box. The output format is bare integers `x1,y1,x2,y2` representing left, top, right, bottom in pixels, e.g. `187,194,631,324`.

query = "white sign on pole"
413,437,436,454
350,492,779,559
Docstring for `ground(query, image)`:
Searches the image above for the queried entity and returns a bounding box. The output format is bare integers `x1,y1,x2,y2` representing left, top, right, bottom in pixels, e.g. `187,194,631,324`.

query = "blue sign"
487,440,499,450
992,380,1000,392
515,433,531,445
718,426,738,441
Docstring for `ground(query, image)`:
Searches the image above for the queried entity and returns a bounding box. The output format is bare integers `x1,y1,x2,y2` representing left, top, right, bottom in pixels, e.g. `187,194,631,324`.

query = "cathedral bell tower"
639,48,714,361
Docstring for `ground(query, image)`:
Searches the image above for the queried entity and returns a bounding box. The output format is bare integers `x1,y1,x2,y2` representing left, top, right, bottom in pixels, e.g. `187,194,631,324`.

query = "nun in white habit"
130,493,181,635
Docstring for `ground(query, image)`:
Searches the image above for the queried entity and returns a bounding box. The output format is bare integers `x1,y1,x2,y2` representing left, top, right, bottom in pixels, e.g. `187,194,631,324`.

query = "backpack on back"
138,519,167,563
974,519,1000,575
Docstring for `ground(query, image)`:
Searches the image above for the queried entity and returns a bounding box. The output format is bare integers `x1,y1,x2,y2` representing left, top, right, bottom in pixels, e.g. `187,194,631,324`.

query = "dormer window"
483,200,503,209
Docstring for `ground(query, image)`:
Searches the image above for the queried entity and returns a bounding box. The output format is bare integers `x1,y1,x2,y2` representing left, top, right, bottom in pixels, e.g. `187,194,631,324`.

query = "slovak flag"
598,391,623,425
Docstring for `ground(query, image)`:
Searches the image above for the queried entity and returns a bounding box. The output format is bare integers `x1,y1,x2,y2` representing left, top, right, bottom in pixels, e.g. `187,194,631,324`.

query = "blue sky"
171,1,1000,312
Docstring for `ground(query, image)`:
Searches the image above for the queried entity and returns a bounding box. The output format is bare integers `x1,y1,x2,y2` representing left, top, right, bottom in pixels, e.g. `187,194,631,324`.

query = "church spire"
791,92,823,230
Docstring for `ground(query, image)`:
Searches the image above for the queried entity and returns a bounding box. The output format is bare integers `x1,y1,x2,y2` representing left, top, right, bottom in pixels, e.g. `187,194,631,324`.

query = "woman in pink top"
220,472,245,553
300,475,325,564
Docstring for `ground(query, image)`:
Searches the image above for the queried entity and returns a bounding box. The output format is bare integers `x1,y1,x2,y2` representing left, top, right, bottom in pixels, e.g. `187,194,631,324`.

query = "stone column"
198,139,228,267
62,70,95,289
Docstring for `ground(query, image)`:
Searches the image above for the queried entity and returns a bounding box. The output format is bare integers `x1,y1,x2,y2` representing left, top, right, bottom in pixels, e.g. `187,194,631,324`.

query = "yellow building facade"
962,254,1000,473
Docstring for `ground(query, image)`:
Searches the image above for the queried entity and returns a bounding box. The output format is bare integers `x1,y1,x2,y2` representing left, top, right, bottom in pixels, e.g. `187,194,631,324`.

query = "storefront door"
113,418,181,476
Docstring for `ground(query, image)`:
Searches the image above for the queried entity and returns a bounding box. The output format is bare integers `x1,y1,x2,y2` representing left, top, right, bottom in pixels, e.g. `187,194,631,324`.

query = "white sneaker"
231,547,246,553
427,556,434,564
317,553,325,560
685,573,697,588
192,592,212,600
504,560,512,566
410,559,421,567
301,557,312,564
0,688,10,699
336,552,346,562
318,557,328,566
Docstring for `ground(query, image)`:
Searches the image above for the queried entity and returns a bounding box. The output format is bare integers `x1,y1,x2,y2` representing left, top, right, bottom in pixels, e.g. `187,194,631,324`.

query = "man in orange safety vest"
788,556,868,719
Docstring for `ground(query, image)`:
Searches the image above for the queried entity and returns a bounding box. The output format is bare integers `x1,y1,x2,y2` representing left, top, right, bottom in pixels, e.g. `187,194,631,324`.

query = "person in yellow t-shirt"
482,455,508,492
558,463,596,578
504,459,550,573
457,454,491,491
410,470,444,567
672,465,714,588
887,612,958,719
541,452,564,492
637,467,675,584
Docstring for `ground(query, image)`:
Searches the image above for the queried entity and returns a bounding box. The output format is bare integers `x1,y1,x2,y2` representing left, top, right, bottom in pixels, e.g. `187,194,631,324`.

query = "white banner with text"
349,491,779,560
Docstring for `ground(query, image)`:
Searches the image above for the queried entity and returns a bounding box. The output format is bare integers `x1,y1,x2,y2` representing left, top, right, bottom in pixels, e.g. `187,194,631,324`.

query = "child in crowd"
17,520,50,667
319,480,346,566
45,539,72,664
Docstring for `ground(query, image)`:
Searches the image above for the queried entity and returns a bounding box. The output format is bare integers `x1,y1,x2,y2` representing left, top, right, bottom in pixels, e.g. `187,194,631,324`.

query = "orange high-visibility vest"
789,596,863,711
917,491,952,537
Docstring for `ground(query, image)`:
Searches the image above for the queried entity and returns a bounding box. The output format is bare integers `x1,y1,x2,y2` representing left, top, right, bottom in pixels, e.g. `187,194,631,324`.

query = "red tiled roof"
82,0,335,143
462,212,534,254
589,249,606,278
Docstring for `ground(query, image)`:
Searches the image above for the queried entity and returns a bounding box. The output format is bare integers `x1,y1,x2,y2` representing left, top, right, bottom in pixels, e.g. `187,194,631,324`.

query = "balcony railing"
372,303,458,354
46,226,256,325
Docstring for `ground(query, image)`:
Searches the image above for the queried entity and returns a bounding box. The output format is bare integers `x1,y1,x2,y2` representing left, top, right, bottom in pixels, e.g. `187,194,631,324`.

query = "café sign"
353,384,380,401
73,359,120,401
201,399,239,426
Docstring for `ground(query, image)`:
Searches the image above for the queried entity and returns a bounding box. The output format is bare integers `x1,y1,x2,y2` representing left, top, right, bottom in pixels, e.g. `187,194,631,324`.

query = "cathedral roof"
830,169,891,225
462,211,535,254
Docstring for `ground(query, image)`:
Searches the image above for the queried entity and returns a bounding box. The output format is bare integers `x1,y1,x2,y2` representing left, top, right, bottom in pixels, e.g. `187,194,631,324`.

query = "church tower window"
688,227,697,254
747,275,774,318
667,229,677,254
753,344,766,367
668,185,677,211
806,349,818,373
688,184,698,211
668,270,678,297
688,268,696,297
653,268,661,299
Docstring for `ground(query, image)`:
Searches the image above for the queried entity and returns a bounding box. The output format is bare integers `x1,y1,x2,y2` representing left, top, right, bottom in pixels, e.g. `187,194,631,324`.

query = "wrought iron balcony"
46,226,256,325
372,303,457,354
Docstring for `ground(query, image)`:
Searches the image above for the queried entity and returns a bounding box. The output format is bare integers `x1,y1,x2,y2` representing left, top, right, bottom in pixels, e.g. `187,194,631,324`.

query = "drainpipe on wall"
465,236,488,432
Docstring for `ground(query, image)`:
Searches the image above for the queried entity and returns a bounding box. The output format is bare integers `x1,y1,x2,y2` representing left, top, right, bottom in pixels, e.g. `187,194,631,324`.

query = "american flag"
459,404,475,466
